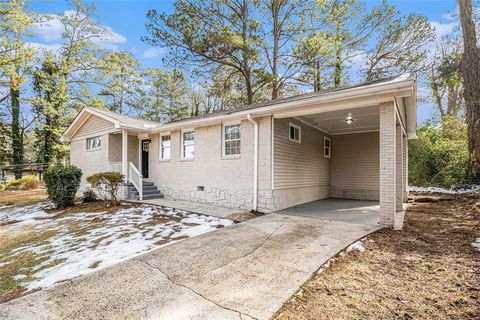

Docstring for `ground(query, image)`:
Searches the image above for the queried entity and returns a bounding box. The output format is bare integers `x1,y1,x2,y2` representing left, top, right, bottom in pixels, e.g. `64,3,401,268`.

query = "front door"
141,140,150,178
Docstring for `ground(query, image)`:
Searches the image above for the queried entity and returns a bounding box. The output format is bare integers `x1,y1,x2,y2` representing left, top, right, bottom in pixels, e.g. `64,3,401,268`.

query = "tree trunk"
314,59,321,92
10,80,23,179
334,18,342,88
458,0,480,182
271,0,279,100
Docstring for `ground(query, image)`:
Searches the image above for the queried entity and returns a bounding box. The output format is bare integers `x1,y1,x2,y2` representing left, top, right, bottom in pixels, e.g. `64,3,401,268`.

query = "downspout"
247,114,258,212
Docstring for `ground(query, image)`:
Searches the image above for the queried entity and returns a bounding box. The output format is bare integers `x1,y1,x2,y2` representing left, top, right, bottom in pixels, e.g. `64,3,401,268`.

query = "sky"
28,0,461,124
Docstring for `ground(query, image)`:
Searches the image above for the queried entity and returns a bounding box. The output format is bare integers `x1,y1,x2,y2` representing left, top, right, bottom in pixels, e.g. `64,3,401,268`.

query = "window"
224,124,241,156
182,131,195,159
289,123,301,143
160,135,171,160
324,137,331,158
86,136,101,150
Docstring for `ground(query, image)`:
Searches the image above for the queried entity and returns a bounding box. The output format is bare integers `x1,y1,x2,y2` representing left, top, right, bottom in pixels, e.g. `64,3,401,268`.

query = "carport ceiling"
297,105,379,135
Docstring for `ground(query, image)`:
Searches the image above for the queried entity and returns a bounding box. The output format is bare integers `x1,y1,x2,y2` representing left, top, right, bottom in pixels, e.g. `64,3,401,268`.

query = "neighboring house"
61,73,417,228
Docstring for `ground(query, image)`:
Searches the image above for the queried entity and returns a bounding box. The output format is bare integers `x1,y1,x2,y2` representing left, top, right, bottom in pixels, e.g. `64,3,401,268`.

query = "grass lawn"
275,193,480,320
0,200,233,303
0,188,48,206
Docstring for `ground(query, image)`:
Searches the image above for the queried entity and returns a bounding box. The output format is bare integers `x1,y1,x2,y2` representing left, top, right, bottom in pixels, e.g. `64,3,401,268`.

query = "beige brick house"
61,73,417,228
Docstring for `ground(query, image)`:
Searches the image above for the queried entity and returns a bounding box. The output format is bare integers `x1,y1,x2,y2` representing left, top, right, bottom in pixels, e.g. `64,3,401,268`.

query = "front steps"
126,181,164,200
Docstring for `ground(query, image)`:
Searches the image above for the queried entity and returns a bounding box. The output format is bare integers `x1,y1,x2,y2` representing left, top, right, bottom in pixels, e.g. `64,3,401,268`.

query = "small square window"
289,123,301,143
324,137,331,158
86,136,101,150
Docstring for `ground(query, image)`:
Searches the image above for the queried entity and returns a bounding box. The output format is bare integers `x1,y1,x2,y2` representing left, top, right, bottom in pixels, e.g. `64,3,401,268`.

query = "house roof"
89,108,160,129
61,73,417,141
166,73,415,125
60,107,160,141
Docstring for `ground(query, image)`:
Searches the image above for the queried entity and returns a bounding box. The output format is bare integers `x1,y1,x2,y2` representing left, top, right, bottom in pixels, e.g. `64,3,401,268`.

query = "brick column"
379,102,396,228
396,124,403,212
403,133,408,201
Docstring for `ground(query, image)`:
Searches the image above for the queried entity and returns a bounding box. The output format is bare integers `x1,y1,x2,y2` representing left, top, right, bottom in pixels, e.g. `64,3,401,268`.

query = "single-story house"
61,73,417,228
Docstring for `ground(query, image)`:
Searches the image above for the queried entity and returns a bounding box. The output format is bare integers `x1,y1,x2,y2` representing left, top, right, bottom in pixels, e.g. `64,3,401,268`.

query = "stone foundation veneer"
159,186,273,213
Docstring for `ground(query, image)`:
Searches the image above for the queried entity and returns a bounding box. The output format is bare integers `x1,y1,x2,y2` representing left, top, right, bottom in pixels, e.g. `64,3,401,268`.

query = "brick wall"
379,102,396,227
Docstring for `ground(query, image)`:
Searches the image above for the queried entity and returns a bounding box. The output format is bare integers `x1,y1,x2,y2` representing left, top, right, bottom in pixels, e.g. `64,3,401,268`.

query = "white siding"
74,115,114,138
330,131,379,200
108,134,139,169
273,118,330,210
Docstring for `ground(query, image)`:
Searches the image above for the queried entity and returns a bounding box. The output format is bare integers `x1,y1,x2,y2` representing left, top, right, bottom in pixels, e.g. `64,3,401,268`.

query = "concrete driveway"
1,213,379,320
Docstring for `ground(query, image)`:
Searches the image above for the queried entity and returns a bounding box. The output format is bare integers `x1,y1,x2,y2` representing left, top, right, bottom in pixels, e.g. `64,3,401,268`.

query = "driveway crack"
205,223,284,275
139,260,259,320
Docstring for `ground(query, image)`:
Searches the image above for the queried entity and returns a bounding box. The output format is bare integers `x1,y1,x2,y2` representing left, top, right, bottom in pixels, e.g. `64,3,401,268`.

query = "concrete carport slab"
279,199,380,226
0,213,380,320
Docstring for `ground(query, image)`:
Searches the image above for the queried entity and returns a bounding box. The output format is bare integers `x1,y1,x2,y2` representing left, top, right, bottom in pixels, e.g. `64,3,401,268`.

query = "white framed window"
160,134,171,160
182,130,195,159
223,124,241,156
289,123,301,143
86,136,101,151
324,137,331,158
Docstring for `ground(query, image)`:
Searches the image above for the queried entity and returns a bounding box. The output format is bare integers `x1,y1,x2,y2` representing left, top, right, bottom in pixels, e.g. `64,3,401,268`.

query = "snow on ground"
0,203,233,291
346,240,366,253
409,185,480,195
472,238,480,252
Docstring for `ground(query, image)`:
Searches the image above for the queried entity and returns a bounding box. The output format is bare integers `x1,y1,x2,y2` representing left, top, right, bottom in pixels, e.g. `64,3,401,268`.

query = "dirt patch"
46,201,138,215
274,193,480,320
0,189,47,206
154,234,190,246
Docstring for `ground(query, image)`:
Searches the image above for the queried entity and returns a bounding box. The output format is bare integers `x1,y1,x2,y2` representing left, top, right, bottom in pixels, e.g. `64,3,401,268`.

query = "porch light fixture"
345,113,354,125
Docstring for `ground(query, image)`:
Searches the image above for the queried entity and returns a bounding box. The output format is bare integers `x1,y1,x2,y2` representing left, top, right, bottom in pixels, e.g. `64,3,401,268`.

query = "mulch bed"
274,193,480,320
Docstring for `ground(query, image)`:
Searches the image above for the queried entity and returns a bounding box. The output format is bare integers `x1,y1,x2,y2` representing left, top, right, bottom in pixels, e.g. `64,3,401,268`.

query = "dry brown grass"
0,227,58,303
275,193,480,320
0,189,48,206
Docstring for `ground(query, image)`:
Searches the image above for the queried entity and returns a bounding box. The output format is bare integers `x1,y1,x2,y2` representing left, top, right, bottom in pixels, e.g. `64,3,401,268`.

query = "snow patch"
409,185,480,195
472,238,480,252
1,203,233,291
346,240,366,253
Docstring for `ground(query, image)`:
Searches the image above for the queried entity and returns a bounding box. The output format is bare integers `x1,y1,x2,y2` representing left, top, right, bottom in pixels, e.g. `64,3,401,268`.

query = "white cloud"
345,49,368,77
441,12,456,21
29,11,127,50
30,14,64,42
26,42,63,54
430,20,458,41
143,47,165,58
92,26,127,50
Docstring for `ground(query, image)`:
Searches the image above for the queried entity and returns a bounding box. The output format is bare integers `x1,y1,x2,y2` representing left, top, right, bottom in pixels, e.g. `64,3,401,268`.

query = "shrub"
409,116,468,188
43,165,82,208
5,175,43,191
82,189,98,203
86,172,124,205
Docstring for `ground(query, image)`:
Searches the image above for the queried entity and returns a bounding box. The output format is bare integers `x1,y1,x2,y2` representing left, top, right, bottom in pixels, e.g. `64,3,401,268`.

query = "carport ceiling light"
345,113,354,125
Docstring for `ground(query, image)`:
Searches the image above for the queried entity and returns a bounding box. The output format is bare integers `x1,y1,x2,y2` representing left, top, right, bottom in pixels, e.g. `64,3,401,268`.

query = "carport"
269,74,417,229
279,199,379,226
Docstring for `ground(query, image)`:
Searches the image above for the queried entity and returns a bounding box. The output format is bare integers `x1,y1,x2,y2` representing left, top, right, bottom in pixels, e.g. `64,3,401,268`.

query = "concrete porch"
279,198,380,226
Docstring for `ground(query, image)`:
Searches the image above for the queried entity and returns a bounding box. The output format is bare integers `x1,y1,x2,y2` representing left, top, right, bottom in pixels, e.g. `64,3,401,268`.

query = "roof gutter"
247,114,259,212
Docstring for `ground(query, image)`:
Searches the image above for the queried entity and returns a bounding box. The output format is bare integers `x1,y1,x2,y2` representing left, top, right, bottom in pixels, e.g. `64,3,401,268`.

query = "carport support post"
403,133,408,201
122,129,128,182
379,102,396,228
396,124,403,212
